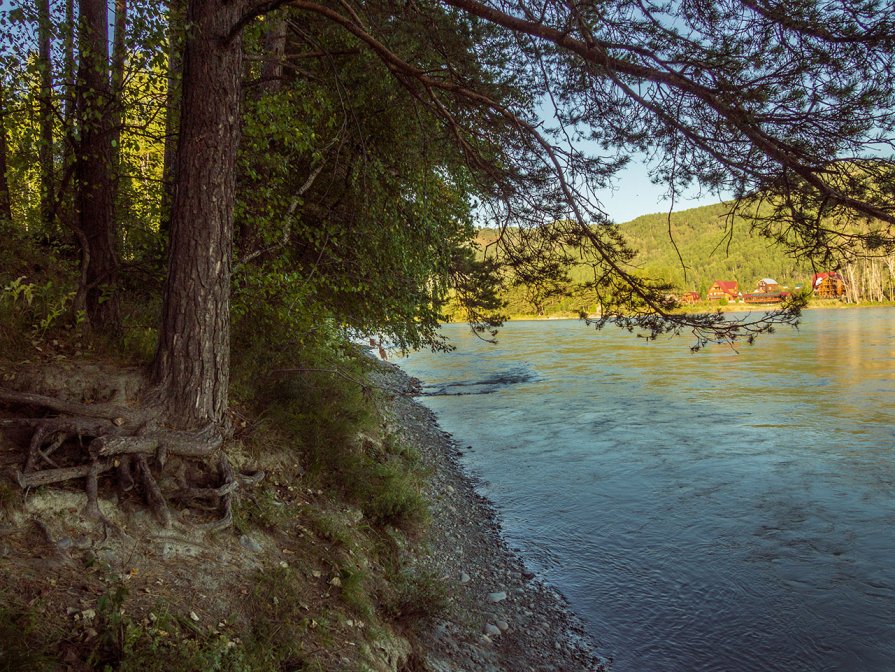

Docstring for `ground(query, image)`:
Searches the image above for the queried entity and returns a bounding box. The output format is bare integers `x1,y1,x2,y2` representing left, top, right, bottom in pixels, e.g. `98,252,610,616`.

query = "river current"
399,308,895,672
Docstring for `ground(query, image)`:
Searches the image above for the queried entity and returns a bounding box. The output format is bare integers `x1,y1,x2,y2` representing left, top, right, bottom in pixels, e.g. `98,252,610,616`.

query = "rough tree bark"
61,0,76,205
0,82,12,223
110,0,127,174
160,0,185,235
75,0,120,331
36,0,55,233
151,0,247,430
261,14,287,94
62,0,76,120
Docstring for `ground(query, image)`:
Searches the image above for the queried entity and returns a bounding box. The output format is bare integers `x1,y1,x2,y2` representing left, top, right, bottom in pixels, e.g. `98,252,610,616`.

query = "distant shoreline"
447,301,894,323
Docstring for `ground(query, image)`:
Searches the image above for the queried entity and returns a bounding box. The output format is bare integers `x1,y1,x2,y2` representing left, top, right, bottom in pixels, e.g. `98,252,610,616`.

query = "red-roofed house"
756,278,780,293
812,272,846,298
707,280,739,301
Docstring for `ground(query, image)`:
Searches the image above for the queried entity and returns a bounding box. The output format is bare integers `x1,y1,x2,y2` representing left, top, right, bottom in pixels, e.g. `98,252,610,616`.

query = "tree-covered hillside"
478,199,895,316
620,203,814,294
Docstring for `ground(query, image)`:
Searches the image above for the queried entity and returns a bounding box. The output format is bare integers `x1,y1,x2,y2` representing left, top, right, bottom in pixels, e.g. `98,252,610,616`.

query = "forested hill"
476,202,822,315
619,202,814,294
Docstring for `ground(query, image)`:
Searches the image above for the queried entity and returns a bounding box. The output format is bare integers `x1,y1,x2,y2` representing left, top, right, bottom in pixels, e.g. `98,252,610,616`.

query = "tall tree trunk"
62,0,76,121
36,0,55,233
58,0,77,231
160,0,185,235
110,0,127,172
76,0,120,331
260,14,287,94
0,82,12,223
110,0,129,247
151,0,245,429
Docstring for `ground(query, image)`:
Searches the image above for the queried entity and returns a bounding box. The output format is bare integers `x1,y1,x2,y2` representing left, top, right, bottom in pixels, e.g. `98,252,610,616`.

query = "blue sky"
592,160,725,223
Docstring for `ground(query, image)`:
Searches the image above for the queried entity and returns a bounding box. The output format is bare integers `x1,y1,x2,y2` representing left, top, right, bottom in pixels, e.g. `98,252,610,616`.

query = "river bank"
372,359,607,672
0,350,605,671
443,298,893,323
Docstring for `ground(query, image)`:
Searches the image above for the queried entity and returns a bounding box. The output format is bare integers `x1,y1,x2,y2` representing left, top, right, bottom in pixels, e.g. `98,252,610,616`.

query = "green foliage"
359,441,429,529
255,362,428,530
379,567,449,623
232,287,429,530
339,567,375,621
0,271,84,359
233,16,507,353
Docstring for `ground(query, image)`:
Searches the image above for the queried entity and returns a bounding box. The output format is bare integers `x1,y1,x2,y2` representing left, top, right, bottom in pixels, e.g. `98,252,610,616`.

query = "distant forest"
477,202,895,316
620,203,812,294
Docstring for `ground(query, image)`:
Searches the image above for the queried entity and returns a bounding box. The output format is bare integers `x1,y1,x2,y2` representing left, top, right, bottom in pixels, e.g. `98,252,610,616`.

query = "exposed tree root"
135,455,172,527
0,385,263,532
0,388,131,422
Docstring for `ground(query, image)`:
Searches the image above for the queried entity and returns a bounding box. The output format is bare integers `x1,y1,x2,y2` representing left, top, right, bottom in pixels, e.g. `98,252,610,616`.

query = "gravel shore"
374,360,609,672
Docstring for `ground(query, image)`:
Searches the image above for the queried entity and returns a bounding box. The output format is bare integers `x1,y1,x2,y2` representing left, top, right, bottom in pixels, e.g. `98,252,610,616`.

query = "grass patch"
339,566,375,621
0,597,58,672
85,582,250,672
232,486,293,534
380,567,449,623
239,346,430,533
240,565,328,670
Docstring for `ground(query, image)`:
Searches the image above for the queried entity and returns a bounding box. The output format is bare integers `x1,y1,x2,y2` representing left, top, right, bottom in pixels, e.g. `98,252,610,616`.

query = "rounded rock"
239,535,263,553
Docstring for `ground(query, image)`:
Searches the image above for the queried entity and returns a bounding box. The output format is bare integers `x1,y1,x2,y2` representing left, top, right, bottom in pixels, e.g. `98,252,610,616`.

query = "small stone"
112,417,125,427
190,611,200,622
239,535,262,553
311,570,322,578
329,576,342,587
486,591,507,603
279,561,289,568
446,485,455,494
460,572,470,584
81,609,96,621
483,623,501,637
496,620,509,632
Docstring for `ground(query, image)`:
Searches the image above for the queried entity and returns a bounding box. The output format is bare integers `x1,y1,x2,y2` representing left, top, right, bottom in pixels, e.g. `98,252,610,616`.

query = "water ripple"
402,310,895,672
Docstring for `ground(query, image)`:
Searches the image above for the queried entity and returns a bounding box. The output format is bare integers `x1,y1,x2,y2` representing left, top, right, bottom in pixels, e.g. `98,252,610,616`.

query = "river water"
398,308,895,672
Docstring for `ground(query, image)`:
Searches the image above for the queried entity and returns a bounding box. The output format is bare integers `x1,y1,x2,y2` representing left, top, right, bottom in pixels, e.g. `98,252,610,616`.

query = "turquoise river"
399,308,895,672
